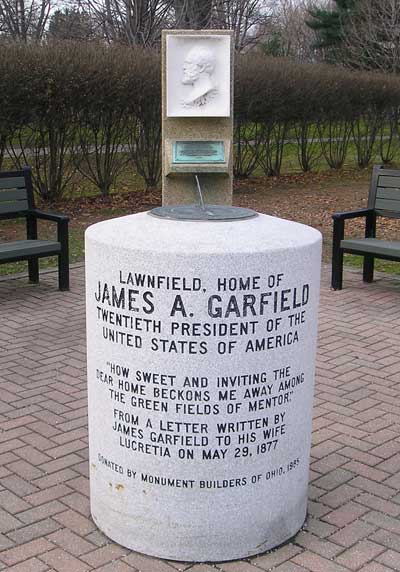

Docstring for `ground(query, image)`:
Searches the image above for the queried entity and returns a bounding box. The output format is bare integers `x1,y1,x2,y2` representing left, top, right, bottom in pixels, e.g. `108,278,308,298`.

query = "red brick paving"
1,263,400,571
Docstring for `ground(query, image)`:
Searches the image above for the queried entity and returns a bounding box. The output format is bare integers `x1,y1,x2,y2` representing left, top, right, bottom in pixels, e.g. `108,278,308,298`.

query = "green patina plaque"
173,141,225,164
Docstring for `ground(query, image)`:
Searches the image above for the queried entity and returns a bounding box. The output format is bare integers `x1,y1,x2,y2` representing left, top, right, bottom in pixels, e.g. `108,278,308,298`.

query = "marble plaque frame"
166,34,231,117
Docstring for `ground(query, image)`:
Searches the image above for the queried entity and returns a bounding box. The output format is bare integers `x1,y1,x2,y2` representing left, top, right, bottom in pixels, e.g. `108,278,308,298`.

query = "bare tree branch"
0,0,52,40
81,0,271,50
264,0,324,62
213,0,270,52
84,0,174,45
343,0,400,73
174,0,212,29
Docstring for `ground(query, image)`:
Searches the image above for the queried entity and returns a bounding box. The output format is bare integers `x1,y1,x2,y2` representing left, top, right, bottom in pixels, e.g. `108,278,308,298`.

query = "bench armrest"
332,208,374,221
26,210,69,246
28,209,69,223
332,207,376,262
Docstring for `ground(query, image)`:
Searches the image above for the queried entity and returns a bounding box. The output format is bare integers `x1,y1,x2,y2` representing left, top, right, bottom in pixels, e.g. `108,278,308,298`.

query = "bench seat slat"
0,201,29,214
0,177,26,189
0,240,61,261
0,189,28,201
377,175,400,189
341,238,400,258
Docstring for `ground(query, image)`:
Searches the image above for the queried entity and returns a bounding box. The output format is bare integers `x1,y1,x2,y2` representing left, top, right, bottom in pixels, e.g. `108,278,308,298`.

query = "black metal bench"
332,165,400,290
0,167,69,290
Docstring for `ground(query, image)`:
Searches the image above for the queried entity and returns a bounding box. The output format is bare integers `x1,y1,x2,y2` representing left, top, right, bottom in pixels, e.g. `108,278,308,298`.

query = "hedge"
0,42,400,200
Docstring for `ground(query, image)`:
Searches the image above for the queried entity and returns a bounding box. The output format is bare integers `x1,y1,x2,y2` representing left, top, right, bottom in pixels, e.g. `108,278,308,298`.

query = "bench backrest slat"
377,175,400,189
0,201,29,213
0,177,26,189
375,197,400,213
368,167,400,217
376,187,400,201
0,168,34,215
1,189,28,201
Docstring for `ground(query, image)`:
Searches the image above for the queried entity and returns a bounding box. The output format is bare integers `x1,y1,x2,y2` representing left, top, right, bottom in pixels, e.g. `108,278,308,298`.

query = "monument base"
91,494,307,561
86,211,321,562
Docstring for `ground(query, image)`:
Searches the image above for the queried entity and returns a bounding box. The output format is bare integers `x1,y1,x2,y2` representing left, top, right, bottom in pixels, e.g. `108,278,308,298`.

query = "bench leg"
58,253,69,291
331,218,344,290
28,258,39,284
363,255,374,283
331,249,344,290
58,219,69,291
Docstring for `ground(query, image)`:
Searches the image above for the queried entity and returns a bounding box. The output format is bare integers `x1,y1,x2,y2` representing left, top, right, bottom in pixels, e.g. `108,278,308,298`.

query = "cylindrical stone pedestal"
85,212,322,562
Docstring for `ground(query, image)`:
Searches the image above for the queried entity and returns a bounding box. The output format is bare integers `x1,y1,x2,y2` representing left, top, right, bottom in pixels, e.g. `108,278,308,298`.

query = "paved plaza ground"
1,263,400,572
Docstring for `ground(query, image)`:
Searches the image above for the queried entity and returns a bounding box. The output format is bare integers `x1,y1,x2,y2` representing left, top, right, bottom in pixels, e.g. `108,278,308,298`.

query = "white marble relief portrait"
181,45,217,108
166,34,231,117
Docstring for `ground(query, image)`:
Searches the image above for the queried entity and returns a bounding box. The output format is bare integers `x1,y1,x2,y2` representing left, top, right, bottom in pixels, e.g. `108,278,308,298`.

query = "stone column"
162,30,234,206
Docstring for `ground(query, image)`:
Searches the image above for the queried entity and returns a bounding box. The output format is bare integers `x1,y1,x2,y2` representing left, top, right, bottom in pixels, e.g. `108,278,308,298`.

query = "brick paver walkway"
1,264,400,572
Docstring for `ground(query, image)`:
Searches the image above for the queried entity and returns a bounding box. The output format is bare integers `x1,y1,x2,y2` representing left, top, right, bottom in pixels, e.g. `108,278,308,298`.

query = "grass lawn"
1,166,400,278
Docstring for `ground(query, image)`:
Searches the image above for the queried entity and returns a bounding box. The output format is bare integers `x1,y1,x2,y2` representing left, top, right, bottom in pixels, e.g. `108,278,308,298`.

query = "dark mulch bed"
234,170,400,261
